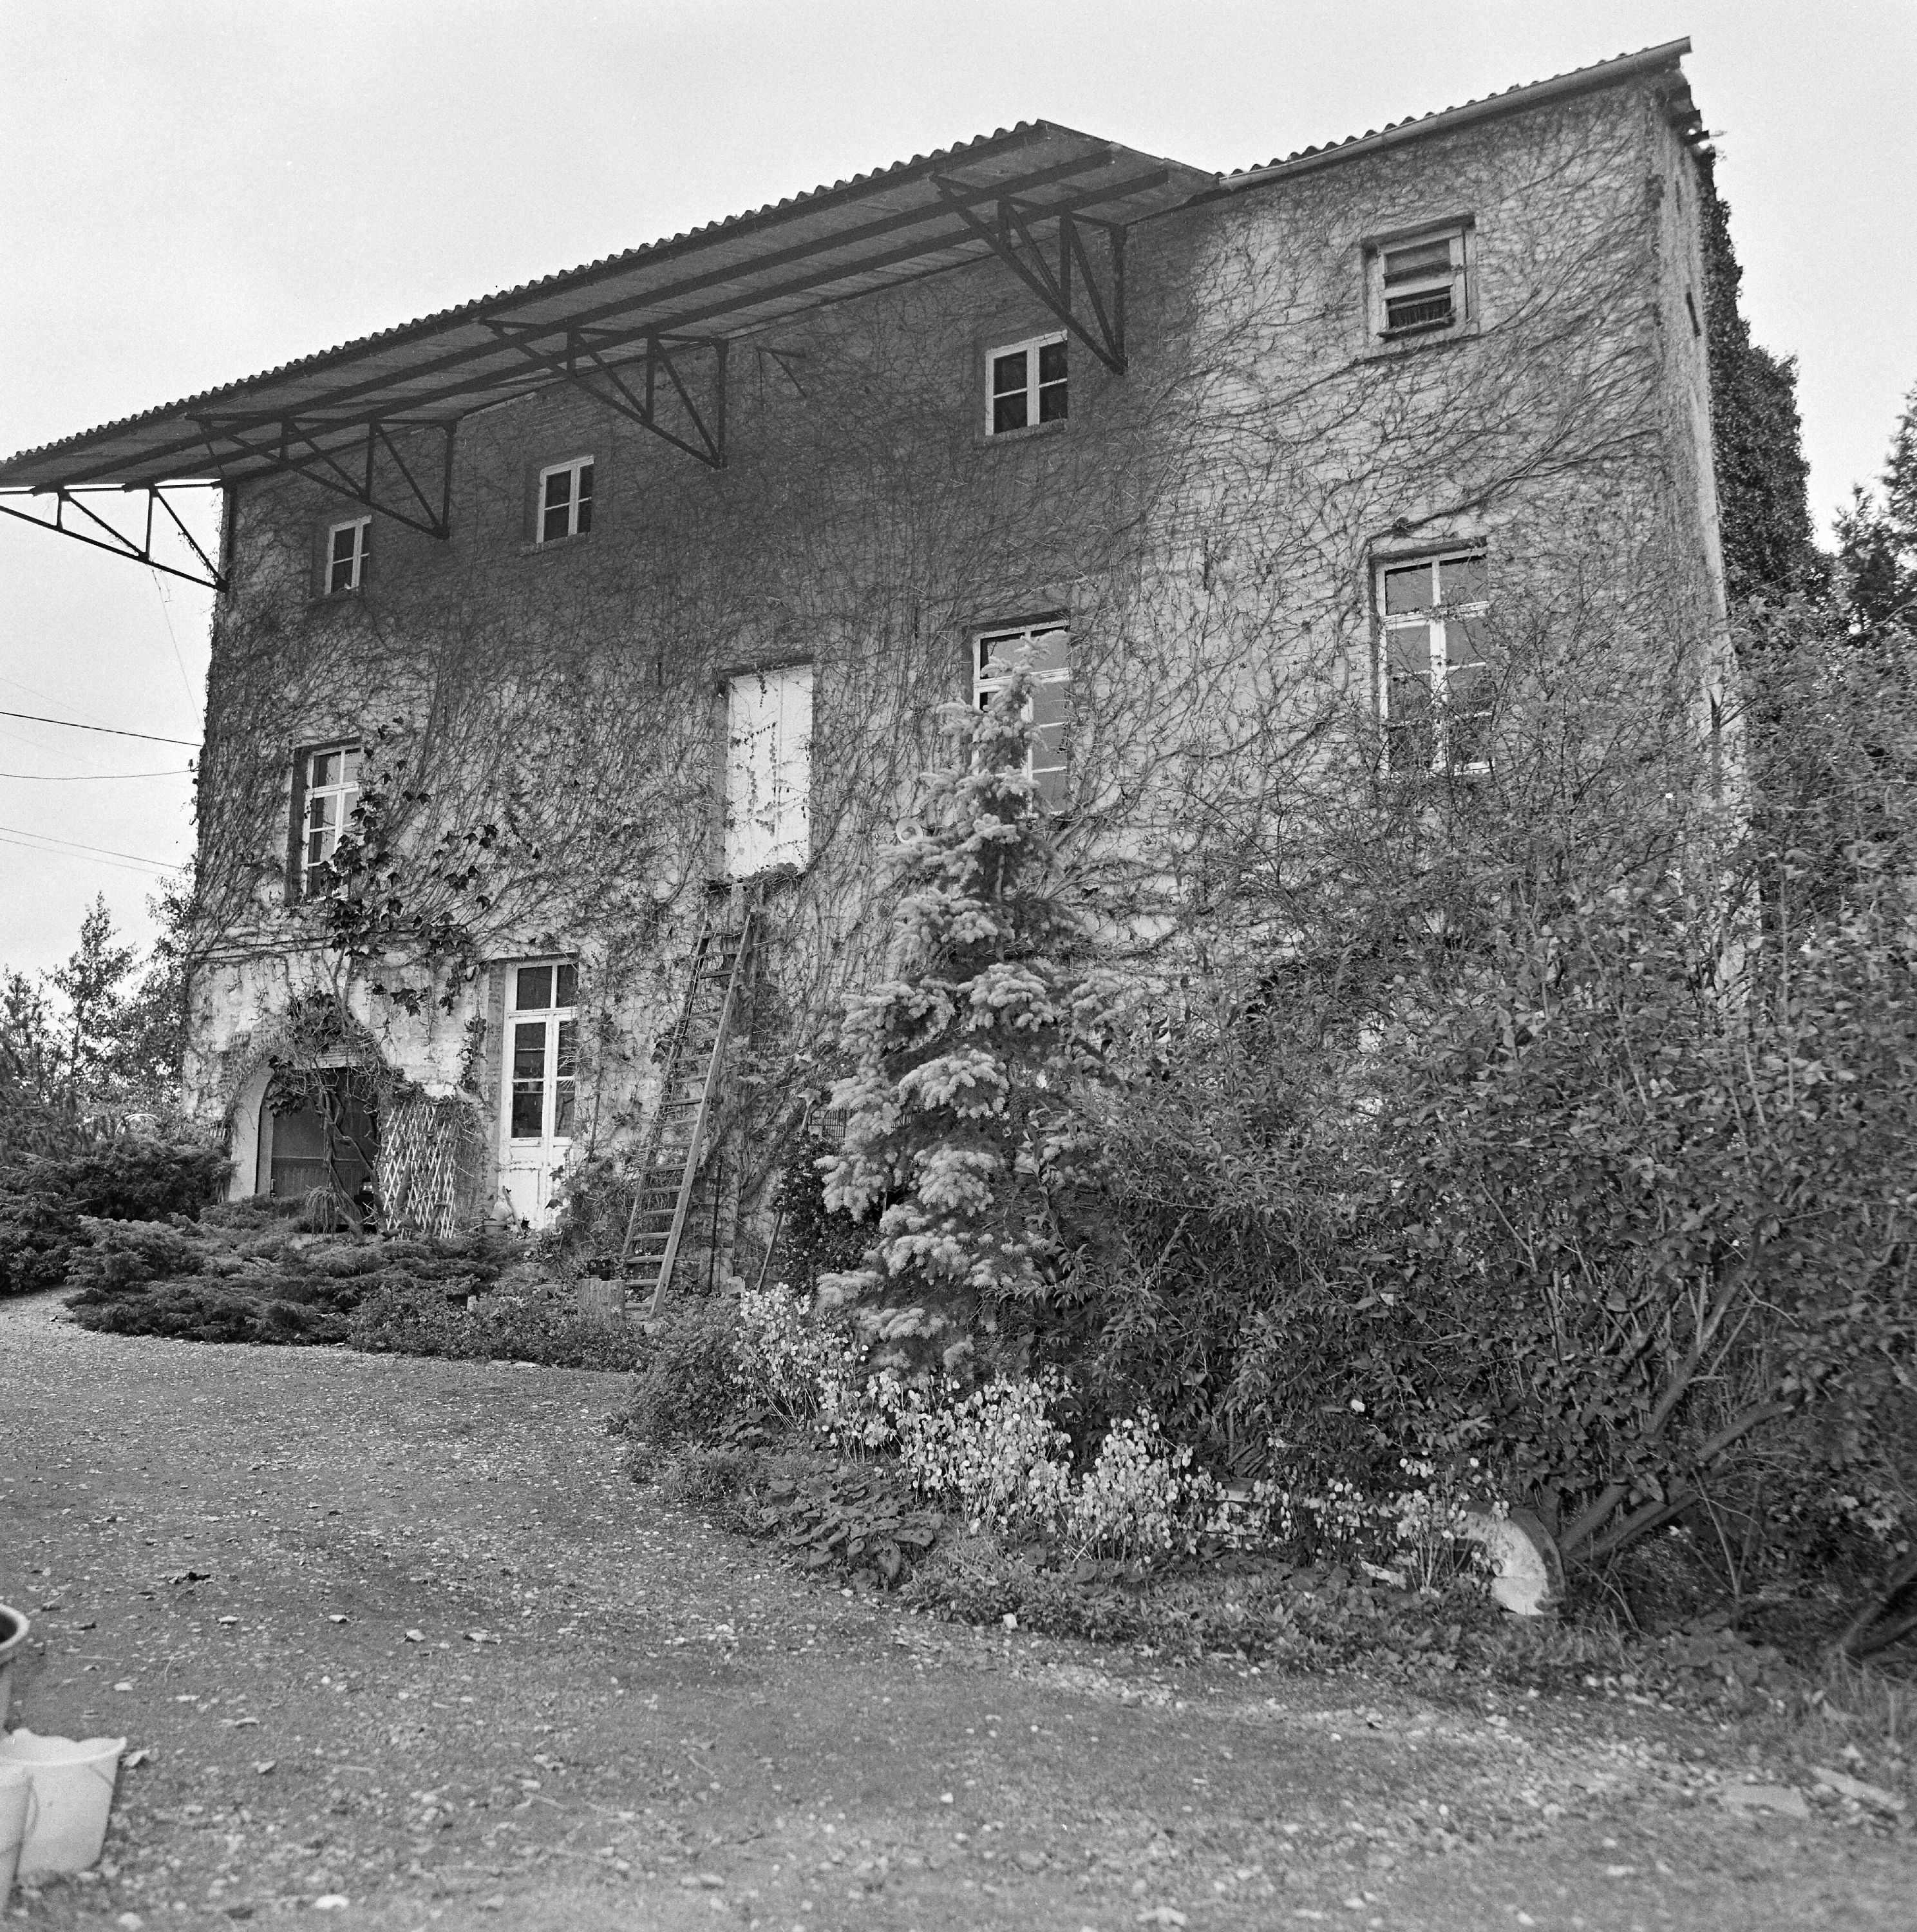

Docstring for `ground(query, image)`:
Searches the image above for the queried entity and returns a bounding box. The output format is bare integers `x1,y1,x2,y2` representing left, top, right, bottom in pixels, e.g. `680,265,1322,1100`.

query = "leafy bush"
618,1302,745,1444
0,1189,79,1296
63,1218,206,1297
348,1276,648,1370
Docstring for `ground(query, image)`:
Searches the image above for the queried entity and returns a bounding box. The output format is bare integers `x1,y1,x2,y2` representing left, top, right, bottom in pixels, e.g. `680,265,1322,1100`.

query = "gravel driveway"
1,1292,1911,1931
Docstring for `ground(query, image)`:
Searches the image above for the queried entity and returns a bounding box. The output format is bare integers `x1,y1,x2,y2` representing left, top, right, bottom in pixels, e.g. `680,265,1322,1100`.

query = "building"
0,42,1729,1291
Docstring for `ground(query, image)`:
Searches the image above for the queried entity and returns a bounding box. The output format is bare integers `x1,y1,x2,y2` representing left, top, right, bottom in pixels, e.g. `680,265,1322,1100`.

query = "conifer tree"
818,663,1110,1380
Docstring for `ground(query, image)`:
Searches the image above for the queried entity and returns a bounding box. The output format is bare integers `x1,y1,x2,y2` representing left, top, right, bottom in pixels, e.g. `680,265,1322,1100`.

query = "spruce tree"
818,664,1109,1380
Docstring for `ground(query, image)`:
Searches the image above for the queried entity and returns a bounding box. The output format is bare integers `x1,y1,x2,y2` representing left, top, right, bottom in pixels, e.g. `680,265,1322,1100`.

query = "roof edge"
1218,39,1694,194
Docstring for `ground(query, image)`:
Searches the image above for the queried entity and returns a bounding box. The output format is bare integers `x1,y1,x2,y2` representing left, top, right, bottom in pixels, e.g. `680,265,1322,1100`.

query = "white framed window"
297,743,363,895
975,620,1070,804
1368,223,1471,341
724,663,813,877
326,516,370,594
987,332,1068,436
1377,552,1491,774
506,961,579,1144
538,457,594,544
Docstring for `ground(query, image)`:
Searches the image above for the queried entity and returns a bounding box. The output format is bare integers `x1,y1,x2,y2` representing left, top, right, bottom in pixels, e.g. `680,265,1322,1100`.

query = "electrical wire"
0,708,196,746
0,821,182,871
0,768,193,781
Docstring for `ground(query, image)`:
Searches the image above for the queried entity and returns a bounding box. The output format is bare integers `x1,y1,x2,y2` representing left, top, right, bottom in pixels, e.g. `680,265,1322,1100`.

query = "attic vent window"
988,333,1068,435
538,457,594,544
1371,225,1472,341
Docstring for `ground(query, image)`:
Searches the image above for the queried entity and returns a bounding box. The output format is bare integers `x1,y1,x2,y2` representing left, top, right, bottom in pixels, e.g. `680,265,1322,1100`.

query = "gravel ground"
1,1291,1912,1932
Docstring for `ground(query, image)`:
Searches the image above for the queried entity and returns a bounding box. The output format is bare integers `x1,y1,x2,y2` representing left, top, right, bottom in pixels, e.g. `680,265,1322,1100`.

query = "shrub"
0,1189,79,1297
618,1303,745,1445
735,1283,858,1418
63,1218,207,1299
348,1276,648,1371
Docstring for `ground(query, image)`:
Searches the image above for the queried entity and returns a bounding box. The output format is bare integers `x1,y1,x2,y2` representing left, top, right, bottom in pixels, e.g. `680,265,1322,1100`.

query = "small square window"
1376,551,1491,775
538,457,594,544
326,517,370,594
1368,224,1472,343
295,741,363,897
986,334,1068,436
975,621,1070,804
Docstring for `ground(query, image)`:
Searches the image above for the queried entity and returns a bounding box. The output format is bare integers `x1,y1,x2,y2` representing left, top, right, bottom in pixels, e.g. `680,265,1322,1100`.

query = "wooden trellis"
376,1097,486,1238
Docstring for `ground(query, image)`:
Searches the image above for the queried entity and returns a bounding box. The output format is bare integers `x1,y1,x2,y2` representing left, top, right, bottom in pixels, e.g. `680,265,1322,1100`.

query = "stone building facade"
0,42,1730,1267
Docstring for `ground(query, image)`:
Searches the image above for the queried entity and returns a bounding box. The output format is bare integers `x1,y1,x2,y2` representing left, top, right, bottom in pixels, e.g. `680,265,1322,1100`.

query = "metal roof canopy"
0,123,1213,590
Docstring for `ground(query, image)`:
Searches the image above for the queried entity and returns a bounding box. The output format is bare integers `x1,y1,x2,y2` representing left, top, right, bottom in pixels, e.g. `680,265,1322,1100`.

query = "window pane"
330,526,355,565
1038,377,1069,424
575,493,592,536
1446,614,1489,670
977,634,1014,682
992,390,1028,434
556,1019,577,1079
512,1020,547,1082
542,501,569,543
1387,622,1435,694
1440,555,1487,607
1037,340,1067,385
1030,679,1070,734
308,793,335,832
357,522,370,564
1030,625,1069,676
992,352,1027,396
307,829,328,866
1383,237,1454,282
543,470,571,511
515,965,552,1012
575,462,594,505
310,751,337,789
552,1081,576,1140
555,963,578,1008
511,1086,544,1139
1383,564,1435,614
341,748,362,784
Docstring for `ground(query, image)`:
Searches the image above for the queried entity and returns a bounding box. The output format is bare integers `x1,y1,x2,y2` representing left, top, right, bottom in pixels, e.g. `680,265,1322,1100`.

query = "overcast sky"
1,0,1910,976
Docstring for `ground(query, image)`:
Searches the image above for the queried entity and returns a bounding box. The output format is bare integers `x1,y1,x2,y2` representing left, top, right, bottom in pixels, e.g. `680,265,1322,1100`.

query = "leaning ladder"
618,907,755,1314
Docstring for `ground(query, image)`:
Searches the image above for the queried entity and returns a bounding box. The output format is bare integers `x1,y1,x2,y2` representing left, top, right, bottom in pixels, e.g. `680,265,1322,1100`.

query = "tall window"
1369,224,1471,341
507,962,579,1144
326,516,370,594
297,744,362,895
987,334,1068,435
538,457,594,544
975,620,1070,804
1377,552,1491,773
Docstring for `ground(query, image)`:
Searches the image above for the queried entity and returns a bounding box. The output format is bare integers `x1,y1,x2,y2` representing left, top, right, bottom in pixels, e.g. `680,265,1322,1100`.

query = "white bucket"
0,1761,33,1909
0,1603,28,1729
0,1730,126,1877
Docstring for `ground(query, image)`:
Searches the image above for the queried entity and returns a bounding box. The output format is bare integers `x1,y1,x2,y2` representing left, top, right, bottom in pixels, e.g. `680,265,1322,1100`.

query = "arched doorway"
258,1066,379,1227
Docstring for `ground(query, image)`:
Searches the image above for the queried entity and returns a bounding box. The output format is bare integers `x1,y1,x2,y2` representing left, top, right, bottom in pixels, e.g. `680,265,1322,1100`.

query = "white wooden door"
496,961,578,1229
724,663,813,876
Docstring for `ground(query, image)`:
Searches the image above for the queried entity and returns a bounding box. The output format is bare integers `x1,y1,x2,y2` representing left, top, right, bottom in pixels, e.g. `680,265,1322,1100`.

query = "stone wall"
185,66,1727,1249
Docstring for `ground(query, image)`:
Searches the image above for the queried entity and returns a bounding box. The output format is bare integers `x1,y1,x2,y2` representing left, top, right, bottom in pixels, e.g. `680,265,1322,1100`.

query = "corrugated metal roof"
0,123,1212,493
0,43,1697,497
1222,40,1695,190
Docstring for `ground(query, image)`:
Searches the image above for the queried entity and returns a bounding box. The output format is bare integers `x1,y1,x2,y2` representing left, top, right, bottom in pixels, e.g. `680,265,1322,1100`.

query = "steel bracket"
188,415,457,539
0,482,227,591
482,322,727,469
931,177,1137,373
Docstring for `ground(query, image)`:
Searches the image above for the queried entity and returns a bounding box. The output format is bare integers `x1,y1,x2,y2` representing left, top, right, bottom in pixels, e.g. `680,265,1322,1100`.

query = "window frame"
293,741,364,900
1375,550,1491,777
504,960,580,1149
325,516,371,595
536,455,596,545
974,618,1071,804
1366,220,1474,345
984,332,1069,438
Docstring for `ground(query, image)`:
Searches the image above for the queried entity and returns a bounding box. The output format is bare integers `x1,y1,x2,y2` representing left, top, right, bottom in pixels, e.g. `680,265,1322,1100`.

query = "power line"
0,821,182,870
0,708,196,747
0,768,193,781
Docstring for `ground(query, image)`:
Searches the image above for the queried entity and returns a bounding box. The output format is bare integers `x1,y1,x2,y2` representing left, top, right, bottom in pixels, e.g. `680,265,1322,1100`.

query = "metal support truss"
188,414,457,539
481,322,728,468
0,482,227,591
932,177,1137,374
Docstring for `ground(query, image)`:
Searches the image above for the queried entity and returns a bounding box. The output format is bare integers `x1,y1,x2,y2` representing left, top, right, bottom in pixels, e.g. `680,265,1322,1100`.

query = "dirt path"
1,1293,1910,1932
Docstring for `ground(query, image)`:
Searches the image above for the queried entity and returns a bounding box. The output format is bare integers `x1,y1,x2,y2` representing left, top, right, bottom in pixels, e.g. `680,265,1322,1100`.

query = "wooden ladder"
618,905,755,1314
